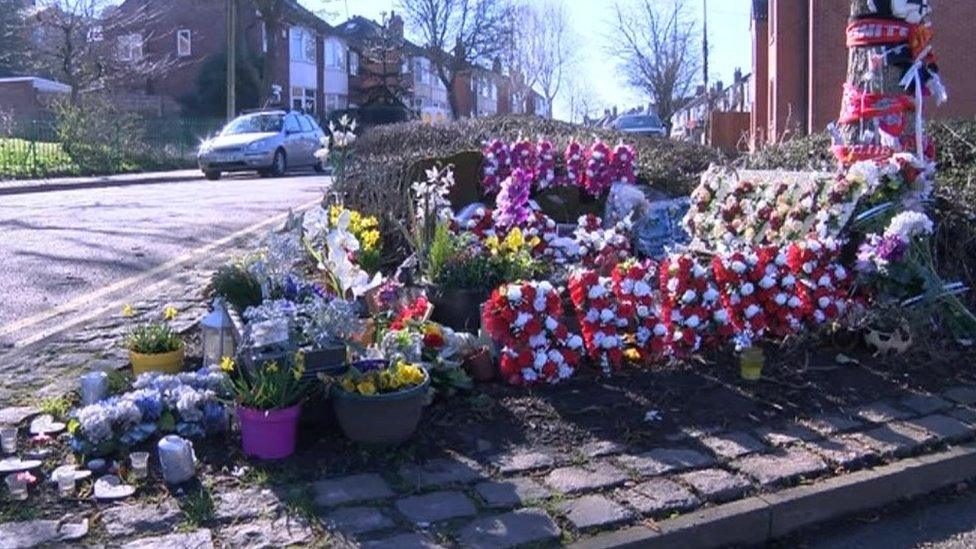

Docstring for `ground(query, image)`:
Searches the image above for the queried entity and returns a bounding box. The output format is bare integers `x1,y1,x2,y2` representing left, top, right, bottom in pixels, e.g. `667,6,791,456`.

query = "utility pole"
226,0,237,121
702,0,710,145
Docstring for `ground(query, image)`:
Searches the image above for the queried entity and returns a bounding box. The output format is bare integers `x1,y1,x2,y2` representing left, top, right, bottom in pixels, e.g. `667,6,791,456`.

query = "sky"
302,0,752,121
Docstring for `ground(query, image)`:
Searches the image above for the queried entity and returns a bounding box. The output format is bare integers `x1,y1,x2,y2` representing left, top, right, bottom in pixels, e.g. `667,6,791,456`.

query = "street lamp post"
226,0,237,121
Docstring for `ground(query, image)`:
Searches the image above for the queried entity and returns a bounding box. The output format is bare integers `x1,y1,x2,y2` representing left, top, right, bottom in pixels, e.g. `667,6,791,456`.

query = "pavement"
0,170,327,347
789,487,976,549
0,169,202,195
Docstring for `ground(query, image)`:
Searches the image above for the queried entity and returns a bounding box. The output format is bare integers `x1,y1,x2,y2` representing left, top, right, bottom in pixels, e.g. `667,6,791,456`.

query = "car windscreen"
221,114,283,135
617,115,662,129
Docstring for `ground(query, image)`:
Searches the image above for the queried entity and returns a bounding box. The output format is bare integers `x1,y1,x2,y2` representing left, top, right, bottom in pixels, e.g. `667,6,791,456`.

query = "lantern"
201,299,235,366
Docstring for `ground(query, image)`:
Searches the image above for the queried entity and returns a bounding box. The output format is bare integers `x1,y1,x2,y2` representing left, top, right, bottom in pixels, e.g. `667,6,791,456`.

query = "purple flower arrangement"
495,168,533,229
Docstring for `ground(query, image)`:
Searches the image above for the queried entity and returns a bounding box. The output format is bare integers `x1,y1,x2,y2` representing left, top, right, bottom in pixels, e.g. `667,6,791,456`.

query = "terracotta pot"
463,348,496,382
331,366,429,445
130,347,184,376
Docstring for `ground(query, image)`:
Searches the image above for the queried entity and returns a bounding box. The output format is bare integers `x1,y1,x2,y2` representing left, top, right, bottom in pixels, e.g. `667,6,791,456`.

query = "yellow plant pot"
739,347,765,381
130,347,185,376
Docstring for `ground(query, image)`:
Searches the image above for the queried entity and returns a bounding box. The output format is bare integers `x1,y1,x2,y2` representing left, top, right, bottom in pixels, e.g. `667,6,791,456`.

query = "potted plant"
329,360,429,445
124,306,185,376
225,354,312,459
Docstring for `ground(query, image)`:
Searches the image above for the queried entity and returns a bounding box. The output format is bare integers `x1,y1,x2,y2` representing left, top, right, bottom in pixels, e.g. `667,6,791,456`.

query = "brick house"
751,0,976,148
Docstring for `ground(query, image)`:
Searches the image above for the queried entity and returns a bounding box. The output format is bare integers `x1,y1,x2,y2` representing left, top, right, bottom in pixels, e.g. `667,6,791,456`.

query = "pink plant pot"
238,404,302,460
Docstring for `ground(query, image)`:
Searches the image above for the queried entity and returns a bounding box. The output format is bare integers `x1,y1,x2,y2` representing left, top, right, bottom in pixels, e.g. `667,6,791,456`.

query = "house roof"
0,76,72,93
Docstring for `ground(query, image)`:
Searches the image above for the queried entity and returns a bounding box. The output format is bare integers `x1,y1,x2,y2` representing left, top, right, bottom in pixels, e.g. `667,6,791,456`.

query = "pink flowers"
481,139,512,195
495,169,533,229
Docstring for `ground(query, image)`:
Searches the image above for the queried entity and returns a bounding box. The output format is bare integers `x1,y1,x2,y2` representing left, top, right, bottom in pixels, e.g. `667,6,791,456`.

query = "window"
177,29,191,57
325,39,345,69
324,94,348,112
297,116,312,132
87,25,103,43
118,33,143,61
290,86,317,113
414,58,429,84
283,115,301,133
402,59,409,74
261,21,268,53
290,27,316,64
349,51,359,76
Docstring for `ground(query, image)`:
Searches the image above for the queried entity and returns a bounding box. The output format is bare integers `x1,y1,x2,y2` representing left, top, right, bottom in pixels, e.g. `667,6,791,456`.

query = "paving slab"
0,519,88,547
619,477,702,516
616,448,715,477
490,449,556,474
399,457,484,488
903,413,976,444
313,473,395,507
730,448,828,488
699,431,767,460
804,435,878,470
101,500,181,537
853,401,913,424
219,517,314,548
458,508,561,548
801,414,863,436
754,423,821,447
475,477,551,508
213,487,281,522
544,462,629,494
559,494,635,530
0,406,38,425
943,386,976,405
900,394,954,416
948,406,976,426
581,440,627,458
855,422,936,457
121,529,214,549
395,491,478,524
361,532,445,548
321,506,395,535
678,468,753,502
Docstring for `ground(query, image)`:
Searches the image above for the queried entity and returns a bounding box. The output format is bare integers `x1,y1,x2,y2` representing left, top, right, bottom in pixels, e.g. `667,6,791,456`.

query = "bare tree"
607,0,701,132
26,0,176,104
565,75,601,124
398,0,513,118
528,0,573,118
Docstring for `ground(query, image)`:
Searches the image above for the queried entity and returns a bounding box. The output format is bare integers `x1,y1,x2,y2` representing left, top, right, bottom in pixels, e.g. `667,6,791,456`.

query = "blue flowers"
69,367,230,456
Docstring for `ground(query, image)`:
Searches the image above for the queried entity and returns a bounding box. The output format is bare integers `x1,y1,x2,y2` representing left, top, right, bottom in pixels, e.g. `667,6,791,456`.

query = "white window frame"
118,33,143,62
324,39,345,70
290,27,316,64
87,25,103,43
291,86,317,113
349,50,359,76
177,29,191,57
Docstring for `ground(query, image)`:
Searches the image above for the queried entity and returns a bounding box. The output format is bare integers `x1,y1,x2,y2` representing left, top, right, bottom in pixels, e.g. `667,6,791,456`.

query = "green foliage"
426,223,542,290
40,394,78,420
212,260,264,312
125,323,184,354
226,354,313,410
179,482,215,528
54,99,149,175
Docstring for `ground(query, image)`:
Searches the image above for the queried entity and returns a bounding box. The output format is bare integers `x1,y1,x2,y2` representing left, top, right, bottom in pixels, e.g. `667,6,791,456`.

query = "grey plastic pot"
330,368,430,445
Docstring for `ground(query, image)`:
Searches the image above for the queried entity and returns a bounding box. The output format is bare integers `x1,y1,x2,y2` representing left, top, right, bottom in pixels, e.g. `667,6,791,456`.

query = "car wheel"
204,170,221,181
270,149,287,177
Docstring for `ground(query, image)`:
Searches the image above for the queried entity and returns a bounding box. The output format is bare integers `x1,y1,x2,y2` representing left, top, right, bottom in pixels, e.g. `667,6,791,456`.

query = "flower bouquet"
329,360,429,445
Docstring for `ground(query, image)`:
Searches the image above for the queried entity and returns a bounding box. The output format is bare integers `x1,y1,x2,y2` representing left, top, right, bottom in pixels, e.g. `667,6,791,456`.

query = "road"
0,171,327,346
783,487,976,549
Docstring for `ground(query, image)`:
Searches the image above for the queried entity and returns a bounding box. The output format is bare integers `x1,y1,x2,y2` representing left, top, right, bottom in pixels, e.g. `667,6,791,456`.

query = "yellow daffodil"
503,227,525,251
341,378,357,393
360,229,380,251
623,348,642,363
121,304,134,317
356,380,377,395
163,306,178,321
219,356,235,373
293,352,306,380
265,361,279,374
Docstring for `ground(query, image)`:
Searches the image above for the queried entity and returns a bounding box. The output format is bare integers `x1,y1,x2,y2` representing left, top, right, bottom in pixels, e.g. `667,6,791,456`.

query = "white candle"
55,471,75,497
79,372,109,406
0,427,16,454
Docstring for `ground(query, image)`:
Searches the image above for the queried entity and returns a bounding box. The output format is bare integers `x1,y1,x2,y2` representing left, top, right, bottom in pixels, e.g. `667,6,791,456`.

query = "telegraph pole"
226,0,237,121
702,0,710,145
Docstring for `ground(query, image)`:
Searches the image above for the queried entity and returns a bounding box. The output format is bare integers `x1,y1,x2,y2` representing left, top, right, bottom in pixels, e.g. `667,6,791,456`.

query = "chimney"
388,11,404,40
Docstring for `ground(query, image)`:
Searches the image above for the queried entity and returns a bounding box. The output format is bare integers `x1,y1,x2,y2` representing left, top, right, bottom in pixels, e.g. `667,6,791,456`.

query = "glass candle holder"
55,471,75,498
5,474,28,500
0,427,16,454
130,452,150,479
79,371,109,406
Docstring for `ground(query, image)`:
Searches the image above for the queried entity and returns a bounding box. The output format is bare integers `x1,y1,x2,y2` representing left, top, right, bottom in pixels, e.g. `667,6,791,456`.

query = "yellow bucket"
130,347,185,376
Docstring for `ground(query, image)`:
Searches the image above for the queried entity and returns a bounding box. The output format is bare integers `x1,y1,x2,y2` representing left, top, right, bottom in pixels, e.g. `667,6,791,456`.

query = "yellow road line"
0,198,321,347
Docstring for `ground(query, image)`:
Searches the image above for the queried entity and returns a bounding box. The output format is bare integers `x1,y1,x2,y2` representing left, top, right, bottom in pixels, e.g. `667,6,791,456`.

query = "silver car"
612,114,667,137
197,111,326,180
